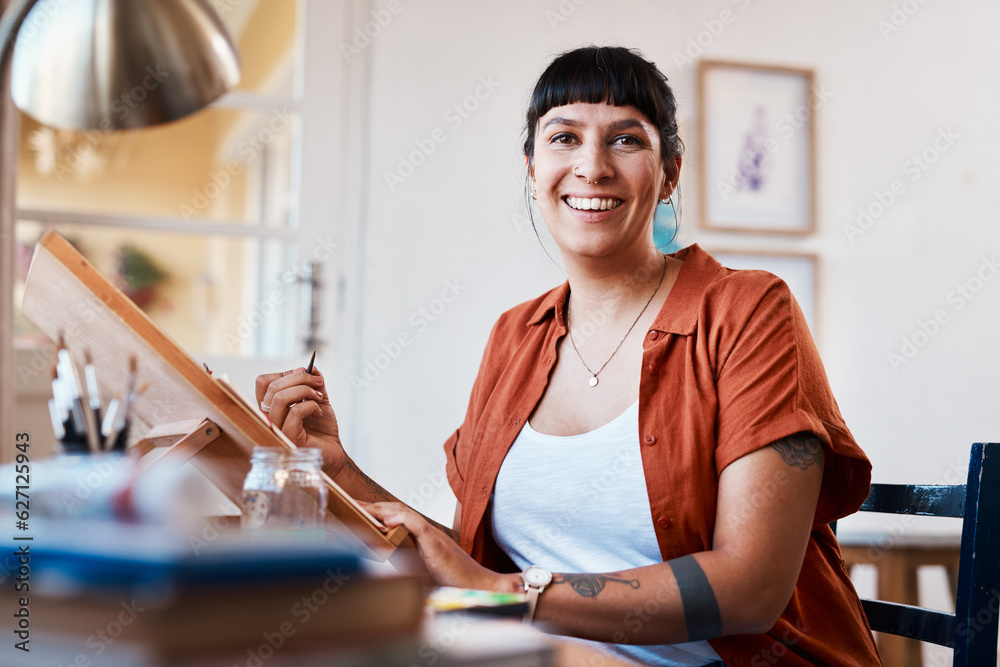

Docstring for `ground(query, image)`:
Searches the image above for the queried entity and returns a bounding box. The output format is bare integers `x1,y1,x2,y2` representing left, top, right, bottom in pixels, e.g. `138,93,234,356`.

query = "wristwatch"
520,565,552,623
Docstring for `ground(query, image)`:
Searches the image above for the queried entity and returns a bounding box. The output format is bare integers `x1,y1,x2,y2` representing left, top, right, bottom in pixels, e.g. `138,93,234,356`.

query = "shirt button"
513,418,520,427
481,486,489,498
657,517,672,529
647,331,658,341
647,363,658,375
644,435,657,446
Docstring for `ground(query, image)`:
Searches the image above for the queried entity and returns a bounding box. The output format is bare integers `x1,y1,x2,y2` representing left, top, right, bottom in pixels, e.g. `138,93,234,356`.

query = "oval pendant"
588,376,599,387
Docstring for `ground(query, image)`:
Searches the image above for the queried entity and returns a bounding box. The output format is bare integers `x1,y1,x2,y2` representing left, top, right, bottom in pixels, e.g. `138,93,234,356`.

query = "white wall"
336,0,1000,532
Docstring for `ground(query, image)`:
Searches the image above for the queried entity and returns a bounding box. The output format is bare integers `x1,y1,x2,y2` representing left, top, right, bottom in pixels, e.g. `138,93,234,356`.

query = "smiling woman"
256,45,883,667
523,46,682,269
529,102,670,264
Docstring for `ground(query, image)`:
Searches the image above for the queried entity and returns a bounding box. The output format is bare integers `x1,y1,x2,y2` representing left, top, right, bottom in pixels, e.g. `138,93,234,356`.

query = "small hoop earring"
660,196,671,205
531,189,538,200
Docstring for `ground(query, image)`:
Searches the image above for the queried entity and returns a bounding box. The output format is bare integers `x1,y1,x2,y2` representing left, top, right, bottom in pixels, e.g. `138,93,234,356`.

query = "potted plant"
116,244,168,309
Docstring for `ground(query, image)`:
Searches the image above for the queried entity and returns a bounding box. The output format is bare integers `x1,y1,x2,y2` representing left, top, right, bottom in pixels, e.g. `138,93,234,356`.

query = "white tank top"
491,400,721,666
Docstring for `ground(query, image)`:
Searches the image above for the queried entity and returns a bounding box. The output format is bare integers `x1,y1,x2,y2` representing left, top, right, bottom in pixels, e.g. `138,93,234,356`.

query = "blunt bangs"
523,46,682,165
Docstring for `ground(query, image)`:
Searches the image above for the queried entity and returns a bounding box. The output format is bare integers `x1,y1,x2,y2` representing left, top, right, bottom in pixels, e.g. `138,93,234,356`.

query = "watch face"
524,566,552,587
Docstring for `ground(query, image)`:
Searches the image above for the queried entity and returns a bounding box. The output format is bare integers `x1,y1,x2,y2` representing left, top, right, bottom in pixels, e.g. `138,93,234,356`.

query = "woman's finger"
256,365,327,405
280,399,324,445
365,503,430,540
267,383,326,428
363,501,407,517
254,371,287,404
260,370,323,416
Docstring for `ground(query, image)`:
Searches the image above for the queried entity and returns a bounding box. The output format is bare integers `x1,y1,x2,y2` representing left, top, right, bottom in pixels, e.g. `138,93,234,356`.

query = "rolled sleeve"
711,274,870,523
444,426,465,499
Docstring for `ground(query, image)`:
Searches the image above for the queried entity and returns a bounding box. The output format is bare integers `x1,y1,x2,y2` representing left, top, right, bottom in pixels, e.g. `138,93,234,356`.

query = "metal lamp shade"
10,0,241,130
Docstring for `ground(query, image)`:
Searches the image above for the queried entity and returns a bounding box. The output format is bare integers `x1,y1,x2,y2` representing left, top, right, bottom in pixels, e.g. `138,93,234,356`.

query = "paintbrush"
101,393,121,449
83,350,103,450
101,384,147,452
110,357,139,452
48,396,66,444
48,367,70,447
56,334,92,453
306,350,316,374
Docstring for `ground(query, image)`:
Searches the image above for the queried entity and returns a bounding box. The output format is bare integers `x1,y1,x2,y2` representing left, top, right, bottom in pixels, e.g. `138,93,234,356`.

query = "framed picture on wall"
698,60,817,234
708,250,819,335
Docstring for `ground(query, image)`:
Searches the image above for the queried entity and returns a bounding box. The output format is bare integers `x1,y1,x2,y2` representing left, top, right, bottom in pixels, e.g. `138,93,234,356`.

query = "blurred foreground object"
0,452,210,526
0,520,427,664
242,447,328,532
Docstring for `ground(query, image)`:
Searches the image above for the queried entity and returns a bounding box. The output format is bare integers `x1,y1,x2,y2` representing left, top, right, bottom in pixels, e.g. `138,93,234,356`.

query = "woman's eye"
613,135,644,147
550,133,575,145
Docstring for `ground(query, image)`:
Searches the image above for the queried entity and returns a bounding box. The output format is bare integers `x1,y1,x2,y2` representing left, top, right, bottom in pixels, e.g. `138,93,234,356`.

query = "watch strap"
524,584,542,623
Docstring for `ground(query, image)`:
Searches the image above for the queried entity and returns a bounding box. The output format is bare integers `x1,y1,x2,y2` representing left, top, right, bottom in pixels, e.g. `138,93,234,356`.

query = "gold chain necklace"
567,254,668,387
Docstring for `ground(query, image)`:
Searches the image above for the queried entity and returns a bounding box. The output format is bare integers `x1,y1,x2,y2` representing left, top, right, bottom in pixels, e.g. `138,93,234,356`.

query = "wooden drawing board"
21,231,408,558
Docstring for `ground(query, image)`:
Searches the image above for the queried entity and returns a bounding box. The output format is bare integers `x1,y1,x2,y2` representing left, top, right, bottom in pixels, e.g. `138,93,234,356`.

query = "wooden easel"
131,418,223,466
22,231,409,561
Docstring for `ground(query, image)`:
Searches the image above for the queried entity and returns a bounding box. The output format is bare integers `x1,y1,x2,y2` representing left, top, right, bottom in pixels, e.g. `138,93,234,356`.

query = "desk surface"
3,615,641,667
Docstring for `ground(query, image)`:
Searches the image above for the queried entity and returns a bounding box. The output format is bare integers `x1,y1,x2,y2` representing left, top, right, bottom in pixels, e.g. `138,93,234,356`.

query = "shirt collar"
526,244,722,335
527,281,569,327
650,244,722,335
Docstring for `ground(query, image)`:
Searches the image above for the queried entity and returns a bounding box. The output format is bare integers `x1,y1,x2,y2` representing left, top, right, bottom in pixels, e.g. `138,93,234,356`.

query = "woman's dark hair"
523,46,684,176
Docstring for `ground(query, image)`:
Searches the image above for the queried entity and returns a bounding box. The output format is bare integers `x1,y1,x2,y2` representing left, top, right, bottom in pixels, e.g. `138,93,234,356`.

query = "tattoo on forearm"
346,458,394,502
345,460,458,541
426,518,460,543
668,555,722,641
769,433,823,470
551,573,640,598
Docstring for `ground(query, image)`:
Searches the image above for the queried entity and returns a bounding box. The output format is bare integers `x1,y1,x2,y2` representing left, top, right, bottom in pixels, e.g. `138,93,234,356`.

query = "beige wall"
344,1,1000,536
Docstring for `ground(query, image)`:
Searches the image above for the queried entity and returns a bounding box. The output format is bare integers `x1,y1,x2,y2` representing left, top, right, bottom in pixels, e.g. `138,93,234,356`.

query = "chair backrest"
850,442,1000,667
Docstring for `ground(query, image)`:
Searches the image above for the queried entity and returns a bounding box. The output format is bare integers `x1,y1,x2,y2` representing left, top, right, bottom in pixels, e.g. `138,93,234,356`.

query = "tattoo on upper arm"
769,433,824,470
668,554,722,641
551,573,640,598
346,458,395,502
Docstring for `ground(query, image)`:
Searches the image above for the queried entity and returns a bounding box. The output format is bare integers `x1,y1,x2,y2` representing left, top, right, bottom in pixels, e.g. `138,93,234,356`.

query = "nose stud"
574,167,601,185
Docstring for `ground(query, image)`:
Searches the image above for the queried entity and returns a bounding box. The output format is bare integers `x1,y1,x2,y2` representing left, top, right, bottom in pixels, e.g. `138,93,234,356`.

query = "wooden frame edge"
697,59,818,236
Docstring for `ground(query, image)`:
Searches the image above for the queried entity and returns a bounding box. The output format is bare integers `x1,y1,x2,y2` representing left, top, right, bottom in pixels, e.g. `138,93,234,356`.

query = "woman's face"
529,102,678,262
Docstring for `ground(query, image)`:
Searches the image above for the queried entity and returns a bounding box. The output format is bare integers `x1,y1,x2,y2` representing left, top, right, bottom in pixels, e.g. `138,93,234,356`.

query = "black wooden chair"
840,442,1000,666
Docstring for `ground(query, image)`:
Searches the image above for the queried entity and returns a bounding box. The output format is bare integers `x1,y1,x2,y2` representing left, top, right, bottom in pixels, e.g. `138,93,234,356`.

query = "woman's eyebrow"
541,116,577,131
540,117,651,132
608,119,649,132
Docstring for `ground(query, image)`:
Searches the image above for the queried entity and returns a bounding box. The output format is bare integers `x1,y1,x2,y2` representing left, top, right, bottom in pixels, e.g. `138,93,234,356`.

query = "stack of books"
0,520,427,665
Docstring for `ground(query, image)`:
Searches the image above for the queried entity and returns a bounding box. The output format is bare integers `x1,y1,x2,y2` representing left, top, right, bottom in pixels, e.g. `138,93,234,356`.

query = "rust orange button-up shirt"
445,244,881,665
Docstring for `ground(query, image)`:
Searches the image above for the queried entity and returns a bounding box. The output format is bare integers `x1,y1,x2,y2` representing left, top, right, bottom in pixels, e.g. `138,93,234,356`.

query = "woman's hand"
254,366,346,476
364,502,520,593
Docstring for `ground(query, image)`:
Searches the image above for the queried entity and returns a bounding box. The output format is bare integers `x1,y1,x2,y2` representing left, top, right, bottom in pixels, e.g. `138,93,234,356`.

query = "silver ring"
260,401,271,413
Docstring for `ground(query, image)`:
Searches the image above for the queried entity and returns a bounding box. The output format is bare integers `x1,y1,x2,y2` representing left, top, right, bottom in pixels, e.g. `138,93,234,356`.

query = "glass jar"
272,448,327,531
241,447,283,529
